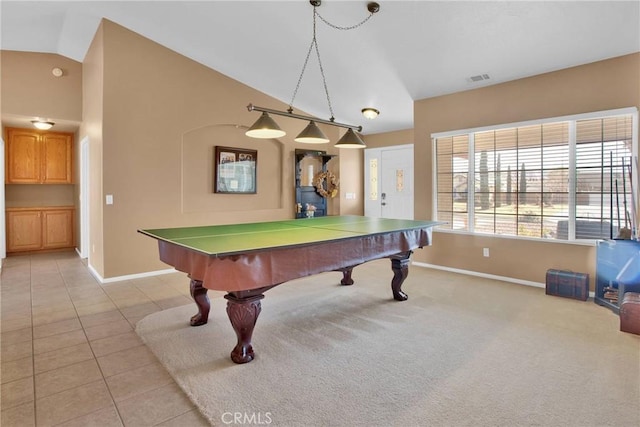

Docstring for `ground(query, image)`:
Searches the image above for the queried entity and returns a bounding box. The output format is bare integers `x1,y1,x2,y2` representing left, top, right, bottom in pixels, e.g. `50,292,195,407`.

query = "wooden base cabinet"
6,207,74,253
42,209,74,249
6,209,42,252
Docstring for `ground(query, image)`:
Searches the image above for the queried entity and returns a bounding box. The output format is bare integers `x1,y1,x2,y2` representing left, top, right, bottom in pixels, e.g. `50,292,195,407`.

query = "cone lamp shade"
294,121,330,144
334,128,366,148
245,112,286,139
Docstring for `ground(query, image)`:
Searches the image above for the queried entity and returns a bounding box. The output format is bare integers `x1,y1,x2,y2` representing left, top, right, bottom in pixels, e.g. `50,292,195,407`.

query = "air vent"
467,73,491,83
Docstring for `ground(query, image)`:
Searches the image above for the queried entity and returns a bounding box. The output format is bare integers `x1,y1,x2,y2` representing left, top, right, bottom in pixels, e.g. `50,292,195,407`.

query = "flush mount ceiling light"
31,120,55,130
246,0,380,148
361,108,380,119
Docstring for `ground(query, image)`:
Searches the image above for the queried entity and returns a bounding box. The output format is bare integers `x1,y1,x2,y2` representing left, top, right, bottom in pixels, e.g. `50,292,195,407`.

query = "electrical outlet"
483,248,490,257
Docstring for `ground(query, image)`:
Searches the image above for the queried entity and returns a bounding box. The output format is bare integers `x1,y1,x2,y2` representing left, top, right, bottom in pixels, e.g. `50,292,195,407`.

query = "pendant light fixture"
295,121,329,144
245,112,286,139
335,128,366,148
246,1,380,148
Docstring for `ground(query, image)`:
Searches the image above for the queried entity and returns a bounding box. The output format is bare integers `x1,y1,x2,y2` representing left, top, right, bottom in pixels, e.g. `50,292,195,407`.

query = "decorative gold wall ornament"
313,171,339,198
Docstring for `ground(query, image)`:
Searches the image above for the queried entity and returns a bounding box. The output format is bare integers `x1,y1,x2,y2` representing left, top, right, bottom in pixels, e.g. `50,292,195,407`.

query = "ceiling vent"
467,74,491,83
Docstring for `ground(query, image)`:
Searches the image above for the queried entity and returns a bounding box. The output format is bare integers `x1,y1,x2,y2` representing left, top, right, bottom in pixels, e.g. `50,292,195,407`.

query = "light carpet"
136,260,640,427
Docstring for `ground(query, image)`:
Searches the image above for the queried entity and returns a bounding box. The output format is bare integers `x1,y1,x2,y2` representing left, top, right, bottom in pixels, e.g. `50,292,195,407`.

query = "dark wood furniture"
139,216,440,364
620,292,640,335
294,149,336,218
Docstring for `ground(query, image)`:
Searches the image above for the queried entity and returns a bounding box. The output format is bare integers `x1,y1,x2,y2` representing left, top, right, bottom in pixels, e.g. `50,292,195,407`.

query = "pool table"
139,215,440,363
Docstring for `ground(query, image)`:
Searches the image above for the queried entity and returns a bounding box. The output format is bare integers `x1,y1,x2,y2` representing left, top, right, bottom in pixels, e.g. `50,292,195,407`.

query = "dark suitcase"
545,269,589,301
620,292,640,335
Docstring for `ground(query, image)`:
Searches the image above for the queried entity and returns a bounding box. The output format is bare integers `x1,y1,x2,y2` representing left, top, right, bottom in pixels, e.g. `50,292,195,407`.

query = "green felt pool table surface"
139,215,440,257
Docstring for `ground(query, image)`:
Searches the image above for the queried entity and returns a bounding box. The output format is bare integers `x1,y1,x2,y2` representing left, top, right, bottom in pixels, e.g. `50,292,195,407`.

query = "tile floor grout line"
55,255,129,427
28,255,38,424
2,253,209,426
56,256,196,426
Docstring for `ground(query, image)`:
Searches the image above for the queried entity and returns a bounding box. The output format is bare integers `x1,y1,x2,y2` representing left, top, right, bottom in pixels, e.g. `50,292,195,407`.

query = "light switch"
106,194,113,205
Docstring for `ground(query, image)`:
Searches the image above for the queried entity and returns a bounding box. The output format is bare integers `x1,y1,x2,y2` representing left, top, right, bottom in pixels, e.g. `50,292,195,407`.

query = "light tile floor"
1,251,211,426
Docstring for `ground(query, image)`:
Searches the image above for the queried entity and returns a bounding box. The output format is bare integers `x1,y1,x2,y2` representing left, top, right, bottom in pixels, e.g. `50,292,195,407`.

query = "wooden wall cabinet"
6,207,75,253
5,128,73,184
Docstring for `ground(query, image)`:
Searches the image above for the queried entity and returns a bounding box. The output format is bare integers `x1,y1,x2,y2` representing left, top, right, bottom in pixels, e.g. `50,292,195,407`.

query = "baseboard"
412,261,596,299
85,260,596,299
88,264,177,284
75,247,87,259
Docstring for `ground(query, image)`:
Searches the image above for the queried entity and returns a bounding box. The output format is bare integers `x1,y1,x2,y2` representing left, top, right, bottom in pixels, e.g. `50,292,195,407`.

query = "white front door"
364,144,414,219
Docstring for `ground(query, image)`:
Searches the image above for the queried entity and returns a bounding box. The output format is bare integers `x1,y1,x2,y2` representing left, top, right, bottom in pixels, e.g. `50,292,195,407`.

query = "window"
434,108,638,241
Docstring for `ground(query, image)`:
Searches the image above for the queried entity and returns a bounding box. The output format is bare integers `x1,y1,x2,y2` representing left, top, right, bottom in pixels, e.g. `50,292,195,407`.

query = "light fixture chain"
289,4,335,121
312,9,335,121
288,38,315,111
247,1,377,146
287,1,377,123
315,10,375,31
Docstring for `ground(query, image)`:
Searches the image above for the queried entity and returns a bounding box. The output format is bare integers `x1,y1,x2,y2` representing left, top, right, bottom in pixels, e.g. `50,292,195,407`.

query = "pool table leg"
189,279,210,326
225,293,264,364
390,251,413,301
338,267,355,285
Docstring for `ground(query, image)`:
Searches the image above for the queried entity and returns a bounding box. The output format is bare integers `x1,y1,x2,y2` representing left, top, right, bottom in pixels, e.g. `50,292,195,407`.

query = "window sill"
433,228,598,246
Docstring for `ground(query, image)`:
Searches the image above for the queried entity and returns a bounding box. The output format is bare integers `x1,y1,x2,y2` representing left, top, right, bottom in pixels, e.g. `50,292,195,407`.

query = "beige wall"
80,22,106,275
1,51,83,122
409,53,640,289
89,20,342,278
338,128,369,215
364,128,414,149
5,185,75,208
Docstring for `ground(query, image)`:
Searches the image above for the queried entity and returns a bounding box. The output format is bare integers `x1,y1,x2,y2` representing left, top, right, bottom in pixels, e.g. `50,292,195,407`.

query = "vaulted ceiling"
2,1,639,134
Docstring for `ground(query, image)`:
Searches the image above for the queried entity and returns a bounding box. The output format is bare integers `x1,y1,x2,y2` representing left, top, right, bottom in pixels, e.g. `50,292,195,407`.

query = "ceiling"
2,1,639,135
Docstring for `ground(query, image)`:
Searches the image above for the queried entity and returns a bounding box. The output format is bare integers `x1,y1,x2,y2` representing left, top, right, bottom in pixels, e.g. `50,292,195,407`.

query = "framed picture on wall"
214,146,257,194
